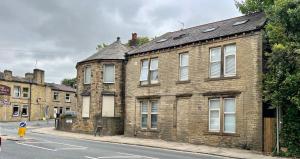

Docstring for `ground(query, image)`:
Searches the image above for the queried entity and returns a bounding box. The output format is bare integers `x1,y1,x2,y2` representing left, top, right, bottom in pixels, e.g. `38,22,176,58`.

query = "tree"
61,78,77,88
96,43,108,50
128,36,150,47
236,0,300,156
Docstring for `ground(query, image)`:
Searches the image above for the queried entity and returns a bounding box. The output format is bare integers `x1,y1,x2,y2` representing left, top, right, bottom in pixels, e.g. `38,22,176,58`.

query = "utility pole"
276,106,280,154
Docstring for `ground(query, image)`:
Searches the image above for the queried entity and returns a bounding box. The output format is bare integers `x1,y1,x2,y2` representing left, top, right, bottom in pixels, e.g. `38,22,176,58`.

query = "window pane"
209,99,220,109
141,114,148,128
104,64,115,83
224,114,236,132
210,111,220,130
151,114,157,128
210,47,221,62
224,98,235,112
150,58,158,70
224,45,236,55
150,70,158,83
210,62,221,77
225,55,235,75
180,53,189,66
13,106,19,116
151,101,158,113
141,102,147,113
140,60,149,81
84,67,91,84
180,67,188,81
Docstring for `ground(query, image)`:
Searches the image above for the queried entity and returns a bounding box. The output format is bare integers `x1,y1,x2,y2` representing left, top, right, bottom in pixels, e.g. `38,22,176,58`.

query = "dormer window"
233,19,249,26
156,38,168,43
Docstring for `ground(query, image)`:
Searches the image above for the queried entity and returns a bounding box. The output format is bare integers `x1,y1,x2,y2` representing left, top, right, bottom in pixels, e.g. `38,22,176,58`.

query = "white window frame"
140,59,149,85
84,66,91,84
209,47,222,78
21,105,29,117
12,105,19,117
150,101,158,129
53,92,59,101
22,87,29,98
179,53,189,81
223,98,236,133
103,64,115,83
13,86,21,98
149,58,159,84
224,45,236,77
65,93,71,102
208,98,221,132
141,101,148,129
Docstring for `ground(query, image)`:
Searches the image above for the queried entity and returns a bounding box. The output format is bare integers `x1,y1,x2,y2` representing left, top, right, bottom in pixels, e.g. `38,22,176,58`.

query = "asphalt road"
0,121,228,159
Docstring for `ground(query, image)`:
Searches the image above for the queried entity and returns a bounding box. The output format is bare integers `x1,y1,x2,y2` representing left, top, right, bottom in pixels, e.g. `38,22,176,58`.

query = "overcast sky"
0,0,241,83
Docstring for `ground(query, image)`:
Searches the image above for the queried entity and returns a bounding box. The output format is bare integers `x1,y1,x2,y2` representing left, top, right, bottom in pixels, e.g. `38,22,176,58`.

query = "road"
0,121,228,159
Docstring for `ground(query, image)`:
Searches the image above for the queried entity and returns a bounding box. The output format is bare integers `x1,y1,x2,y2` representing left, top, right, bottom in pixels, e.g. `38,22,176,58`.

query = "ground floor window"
12,105,19,117
59,107,63,114
140,100,158,129
209,97,236,133
82,96,90,118
66,107,71,112
21,105,28,117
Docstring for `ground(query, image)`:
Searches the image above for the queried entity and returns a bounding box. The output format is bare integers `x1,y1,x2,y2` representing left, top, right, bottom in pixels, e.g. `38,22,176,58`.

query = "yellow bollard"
18,127,26,137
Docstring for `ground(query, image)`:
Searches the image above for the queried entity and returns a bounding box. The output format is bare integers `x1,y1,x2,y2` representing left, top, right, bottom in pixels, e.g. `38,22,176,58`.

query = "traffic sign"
19,121,27,128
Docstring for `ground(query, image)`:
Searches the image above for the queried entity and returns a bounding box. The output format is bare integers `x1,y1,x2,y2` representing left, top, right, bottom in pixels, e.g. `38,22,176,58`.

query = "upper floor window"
103,64,115,83
22,87,29,98
140,58,159,85
209,44,236,78
65,93,70,102
84,67,91,84
13,86,21,98
179,53,189,81
53,92,59,101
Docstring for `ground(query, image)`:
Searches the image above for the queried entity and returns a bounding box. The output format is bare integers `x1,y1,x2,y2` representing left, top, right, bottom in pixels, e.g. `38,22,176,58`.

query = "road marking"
16,140,87,151
16,142,56,151
84,152,159,159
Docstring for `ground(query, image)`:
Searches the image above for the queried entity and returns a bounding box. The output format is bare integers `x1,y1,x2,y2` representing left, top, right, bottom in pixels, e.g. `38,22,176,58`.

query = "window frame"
223,45,237,77
208,98,221,132
150,101,158,129
140,101,148,129
209,47,222,78
12,105,19,117
82,96,90,118
149,58,159,84
13,86,21,98
179,53,189,81
139,58,159,85
223,98,236,133
22,87,29,98
65,93,71,103
53,92,59,101
84,66,92,84
21,105,29,117
103,64,115,84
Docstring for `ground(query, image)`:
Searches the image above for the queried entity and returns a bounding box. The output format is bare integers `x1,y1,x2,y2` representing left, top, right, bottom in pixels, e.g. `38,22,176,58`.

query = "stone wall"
125,32,263,150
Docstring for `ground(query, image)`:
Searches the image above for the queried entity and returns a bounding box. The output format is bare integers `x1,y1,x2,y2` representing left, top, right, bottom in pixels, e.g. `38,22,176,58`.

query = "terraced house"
72,12,273,151
0,69,76,121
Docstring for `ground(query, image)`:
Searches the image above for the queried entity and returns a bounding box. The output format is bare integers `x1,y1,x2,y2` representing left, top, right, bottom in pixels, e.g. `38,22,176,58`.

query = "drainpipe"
29,83,32,121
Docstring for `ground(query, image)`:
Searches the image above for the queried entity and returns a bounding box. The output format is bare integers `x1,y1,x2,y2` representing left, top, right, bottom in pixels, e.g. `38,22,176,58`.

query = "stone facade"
0,69,76,121
124,32,263,151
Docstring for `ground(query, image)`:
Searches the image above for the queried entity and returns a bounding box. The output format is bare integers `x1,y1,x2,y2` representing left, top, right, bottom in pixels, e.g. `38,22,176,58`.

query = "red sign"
0,84,10,96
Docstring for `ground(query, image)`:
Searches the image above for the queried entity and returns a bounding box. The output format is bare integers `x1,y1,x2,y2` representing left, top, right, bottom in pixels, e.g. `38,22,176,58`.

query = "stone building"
72,37,130,135
0,69,76,121
124,12,266,151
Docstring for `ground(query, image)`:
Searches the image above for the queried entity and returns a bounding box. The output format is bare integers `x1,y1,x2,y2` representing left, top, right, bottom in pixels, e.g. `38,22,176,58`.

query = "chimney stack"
4,70,12,81
25,73,34,81
33,69,45,85
129,33,138,47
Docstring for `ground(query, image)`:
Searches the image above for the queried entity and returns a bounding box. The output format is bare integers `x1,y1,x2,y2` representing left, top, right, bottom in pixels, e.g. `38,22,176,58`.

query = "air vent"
173,33,188,40
156,38,168,43
202,27,217,33
233,19,249,26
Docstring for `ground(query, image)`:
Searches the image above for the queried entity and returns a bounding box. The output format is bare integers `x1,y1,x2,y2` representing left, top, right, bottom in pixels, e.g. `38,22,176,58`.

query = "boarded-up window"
102,95,115,117
82,96,90,118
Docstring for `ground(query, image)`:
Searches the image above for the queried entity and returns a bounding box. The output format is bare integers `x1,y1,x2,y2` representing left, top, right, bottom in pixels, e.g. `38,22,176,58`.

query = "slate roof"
128,12,266,55
79,38,131,64
46,83,76,93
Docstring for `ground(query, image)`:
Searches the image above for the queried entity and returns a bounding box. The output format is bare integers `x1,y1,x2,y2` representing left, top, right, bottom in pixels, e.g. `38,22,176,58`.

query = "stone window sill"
176,80,191,84
203,131,240,137
138,128,159,132
204,75,240,82
138,83,160,87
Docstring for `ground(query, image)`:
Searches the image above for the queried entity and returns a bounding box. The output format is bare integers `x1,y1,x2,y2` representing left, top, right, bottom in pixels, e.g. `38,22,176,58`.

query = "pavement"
30,127,282,159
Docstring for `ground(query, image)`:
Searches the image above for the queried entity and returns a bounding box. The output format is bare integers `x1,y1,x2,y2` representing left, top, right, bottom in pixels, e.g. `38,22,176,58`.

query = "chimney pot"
3,70,12,81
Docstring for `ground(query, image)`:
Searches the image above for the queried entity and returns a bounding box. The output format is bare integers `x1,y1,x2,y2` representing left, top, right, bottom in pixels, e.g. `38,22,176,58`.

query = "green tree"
128,36,150,47
237,0,300,156
61,78,77,88
96,43,108,50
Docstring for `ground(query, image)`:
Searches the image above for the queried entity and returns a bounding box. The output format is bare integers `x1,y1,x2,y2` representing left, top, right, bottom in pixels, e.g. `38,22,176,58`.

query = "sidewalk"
31,127,280,159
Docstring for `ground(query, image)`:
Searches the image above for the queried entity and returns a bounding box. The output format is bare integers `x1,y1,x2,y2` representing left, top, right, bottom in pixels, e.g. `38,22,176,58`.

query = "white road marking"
16,142,57,151
84,152,159,159
16,140,87,151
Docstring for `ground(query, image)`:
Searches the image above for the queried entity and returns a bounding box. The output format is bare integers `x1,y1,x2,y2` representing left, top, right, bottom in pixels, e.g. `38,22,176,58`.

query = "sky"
0,0,241,83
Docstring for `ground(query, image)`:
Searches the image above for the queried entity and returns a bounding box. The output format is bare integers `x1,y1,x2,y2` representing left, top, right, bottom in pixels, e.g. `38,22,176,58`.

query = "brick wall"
125,32,263,150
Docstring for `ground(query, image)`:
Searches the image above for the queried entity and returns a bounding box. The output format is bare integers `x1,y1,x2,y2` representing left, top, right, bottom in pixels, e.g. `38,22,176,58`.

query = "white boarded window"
210,47,221,78
209,99,220,132
102,95,115,117
179,53,189,81
82,96,90,118
151,101,158,128
224,45,236,76
103,64,115,83
141,101,148,128
84,67,91,84
150,58,158,84
140,60,149,84
224,98,236,133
